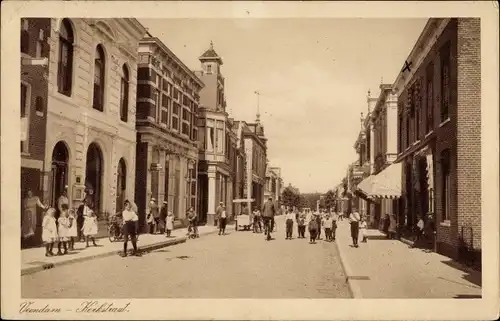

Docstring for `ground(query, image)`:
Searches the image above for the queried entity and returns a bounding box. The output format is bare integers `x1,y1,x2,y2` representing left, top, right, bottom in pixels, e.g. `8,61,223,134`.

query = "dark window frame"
440,43,451,122
120,65,129,122
57,19,74,97
92,45,106,112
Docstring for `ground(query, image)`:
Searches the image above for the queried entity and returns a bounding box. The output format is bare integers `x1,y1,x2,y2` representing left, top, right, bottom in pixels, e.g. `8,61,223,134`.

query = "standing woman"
22,189,48,244
349,210,361,247
121,200,141,257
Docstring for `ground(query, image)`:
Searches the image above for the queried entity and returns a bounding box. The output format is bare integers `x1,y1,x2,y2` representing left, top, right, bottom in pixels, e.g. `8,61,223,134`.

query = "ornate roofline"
392,18,451,96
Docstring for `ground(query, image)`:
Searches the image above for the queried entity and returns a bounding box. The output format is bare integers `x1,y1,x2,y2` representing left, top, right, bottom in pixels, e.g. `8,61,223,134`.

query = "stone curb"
21,228,220,276
21,236,188,276
334,234,363,299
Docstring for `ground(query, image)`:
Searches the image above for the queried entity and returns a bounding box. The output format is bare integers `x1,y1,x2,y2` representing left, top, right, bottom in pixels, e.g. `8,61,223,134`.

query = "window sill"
425,130,434,138
21,152,31,157
35,111,44,117
412,140,420,146
440,220,451,227
439,118,451,128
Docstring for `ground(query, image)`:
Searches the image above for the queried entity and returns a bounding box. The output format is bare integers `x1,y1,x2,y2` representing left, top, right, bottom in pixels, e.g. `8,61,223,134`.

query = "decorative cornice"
393,18,451,96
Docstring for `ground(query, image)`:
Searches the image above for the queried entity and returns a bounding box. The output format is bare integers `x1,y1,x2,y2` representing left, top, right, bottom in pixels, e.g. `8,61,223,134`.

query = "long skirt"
22,209,37,239
350,221,359,240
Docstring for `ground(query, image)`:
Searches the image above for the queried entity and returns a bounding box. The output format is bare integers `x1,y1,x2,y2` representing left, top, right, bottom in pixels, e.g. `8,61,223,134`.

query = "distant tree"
324,189,336,210
282,186,300,208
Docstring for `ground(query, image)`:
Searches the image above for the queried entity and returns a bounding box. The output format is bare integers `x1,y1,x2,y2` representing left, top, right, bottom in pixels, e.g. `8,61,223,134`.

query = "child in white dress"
82,208,98,247
42,208,58,257
360,217,368,243
165,211,174,237
57,206,70,255
67,208,78,250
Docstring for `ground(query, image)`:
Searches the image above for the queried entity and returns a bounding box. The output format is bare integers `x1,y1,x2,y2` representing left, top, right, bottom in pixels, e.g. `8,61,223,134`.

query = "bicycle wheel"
108,225,117,242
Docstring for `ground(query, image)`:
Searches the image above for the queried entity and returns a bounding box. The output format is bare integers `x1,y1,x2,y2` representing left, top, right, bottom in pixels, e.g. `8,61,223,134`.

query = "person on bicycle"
121,200,140,257
261,197,277,241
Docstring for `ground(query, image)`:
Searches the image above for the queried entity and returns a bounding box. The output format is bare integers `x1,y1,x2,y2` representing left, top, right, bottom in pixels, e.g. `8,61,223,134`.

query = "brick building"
20,18,51,246
43,18,146,218
135,36,204,230
393,18,481,262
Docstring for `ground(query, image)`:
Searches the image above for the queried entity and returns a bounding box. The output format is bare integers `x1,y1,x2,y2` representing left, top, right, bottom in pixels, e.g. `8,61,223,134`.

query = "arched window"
120,65,129,122
57,19,74,96
21,19,30,54
93,45,105,111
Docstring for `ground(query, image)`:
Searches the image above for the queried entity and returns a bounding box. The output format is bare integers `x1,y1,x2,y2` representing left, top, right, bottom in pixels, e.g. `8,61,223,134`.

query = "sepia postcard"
1,0,499,320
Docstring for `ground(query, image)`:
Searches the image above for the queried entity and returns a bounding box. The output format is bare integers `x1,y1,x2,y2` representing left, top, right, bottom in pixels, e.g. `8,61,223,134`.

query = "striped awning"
356,162,402,199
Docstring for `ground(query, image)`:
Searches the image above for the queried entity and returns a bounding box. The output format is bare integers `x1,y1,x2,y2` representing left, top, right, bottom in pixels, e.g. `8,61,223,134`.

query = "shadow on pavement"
366,235,389,240
453,294,482,299
441,259,482,287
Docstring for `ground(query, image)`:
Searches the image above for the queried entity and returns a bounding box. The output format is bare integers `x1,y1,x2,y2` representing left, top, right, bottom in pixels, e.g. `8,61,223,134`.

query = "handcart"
233,198,255,231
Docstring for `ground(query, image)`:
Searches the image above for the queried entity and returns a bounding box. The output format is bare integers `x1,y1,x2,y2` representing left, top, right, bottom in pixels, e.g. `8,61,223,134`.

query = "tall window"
440,149,451,221
161,94,170,126
440,43,450,122
36,29,44,58
21,83,29,153
172,102,180,131
207,127,215,151
120,65,129,122
93,45,106,111
57,19,74,96
426,63,434,133
415,81,421,141
21,19,30,54
405,116,410,148
216,128,224,153
181,107,190,136
397,104,403,153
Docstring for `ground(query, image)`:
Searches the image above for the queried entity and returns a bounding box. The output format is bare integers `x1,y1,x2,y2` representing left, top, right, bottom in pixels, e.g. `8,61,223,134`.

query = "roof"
199,41,223,65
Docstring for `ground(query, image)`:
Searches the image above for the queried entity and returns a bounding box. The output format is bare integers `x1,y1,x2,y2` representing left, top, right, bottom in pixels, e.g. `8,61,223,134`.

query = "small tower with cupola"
197,41,226,113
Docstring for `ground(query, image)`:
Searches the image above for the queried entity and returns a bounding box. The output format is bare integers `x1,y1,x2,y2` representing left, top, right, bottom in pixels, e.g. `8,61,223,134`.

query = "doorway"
85,142,103,213
51,141,69,207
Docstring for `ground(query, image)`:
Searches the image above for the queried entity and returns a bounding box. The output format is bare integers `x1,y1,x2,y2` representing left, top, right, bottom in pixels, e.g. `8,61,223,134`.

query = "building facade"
43,18,146,219
352,112,373,216
393,18,481,262
20,18,52,245
135,36,204,229
368,85,399,229
264,166,283,206
242,121,268,211
194,42,234,225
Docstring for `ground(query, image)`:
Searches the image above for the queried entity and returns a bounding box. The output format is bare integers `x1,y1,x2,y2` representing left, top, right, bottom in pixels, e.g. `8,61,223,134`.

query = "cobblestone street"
22,216,351,298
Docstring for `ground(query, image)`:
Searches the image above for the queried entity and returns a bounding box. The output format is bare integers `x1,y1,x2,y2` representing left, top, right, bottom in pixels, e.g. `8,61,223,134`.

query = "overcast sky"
140,18,427,193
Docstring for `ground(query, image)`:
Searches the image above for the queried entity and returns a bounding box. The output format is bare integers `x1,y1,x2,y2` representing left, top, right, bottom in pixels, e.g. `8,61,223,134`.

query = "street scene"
19,16,482,300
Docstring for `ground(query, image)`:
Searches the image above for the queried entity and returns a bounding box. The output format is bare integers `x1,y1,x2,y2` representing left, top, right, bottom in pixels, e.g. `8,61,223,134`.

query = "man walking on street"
215,202,224,227
261,197,276,241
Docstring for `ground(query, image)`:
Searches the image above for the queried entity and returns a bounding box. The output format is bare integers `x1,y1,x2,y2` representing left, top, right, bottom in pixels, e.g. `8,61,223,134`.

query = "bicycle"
108,213,123,242
108,214,139,242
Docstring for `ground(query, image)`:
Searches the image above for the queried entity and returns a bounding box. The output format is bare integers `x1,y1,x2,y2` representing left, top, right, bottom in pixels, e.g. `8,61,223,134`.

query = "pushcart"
233,198,255,231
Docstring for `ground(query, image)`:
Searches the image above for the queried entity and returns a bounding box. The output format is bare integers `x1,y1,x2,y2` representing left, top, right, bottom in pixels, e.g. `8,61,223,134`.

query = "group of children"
284,208,369,244
41,203,99,257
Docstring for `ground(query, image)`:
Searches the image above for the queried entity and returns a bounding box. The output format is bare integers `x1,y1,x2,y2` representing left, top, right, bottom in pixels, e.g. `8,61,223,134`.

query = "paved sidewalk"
21,225,218,276
335,220,482,298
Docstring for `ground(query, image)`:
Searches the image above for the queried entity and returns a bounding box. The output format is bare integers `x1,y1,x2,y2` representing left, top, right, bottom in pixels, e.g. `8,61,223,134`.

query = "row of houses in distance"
20,18,284,246
335,18,481,266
